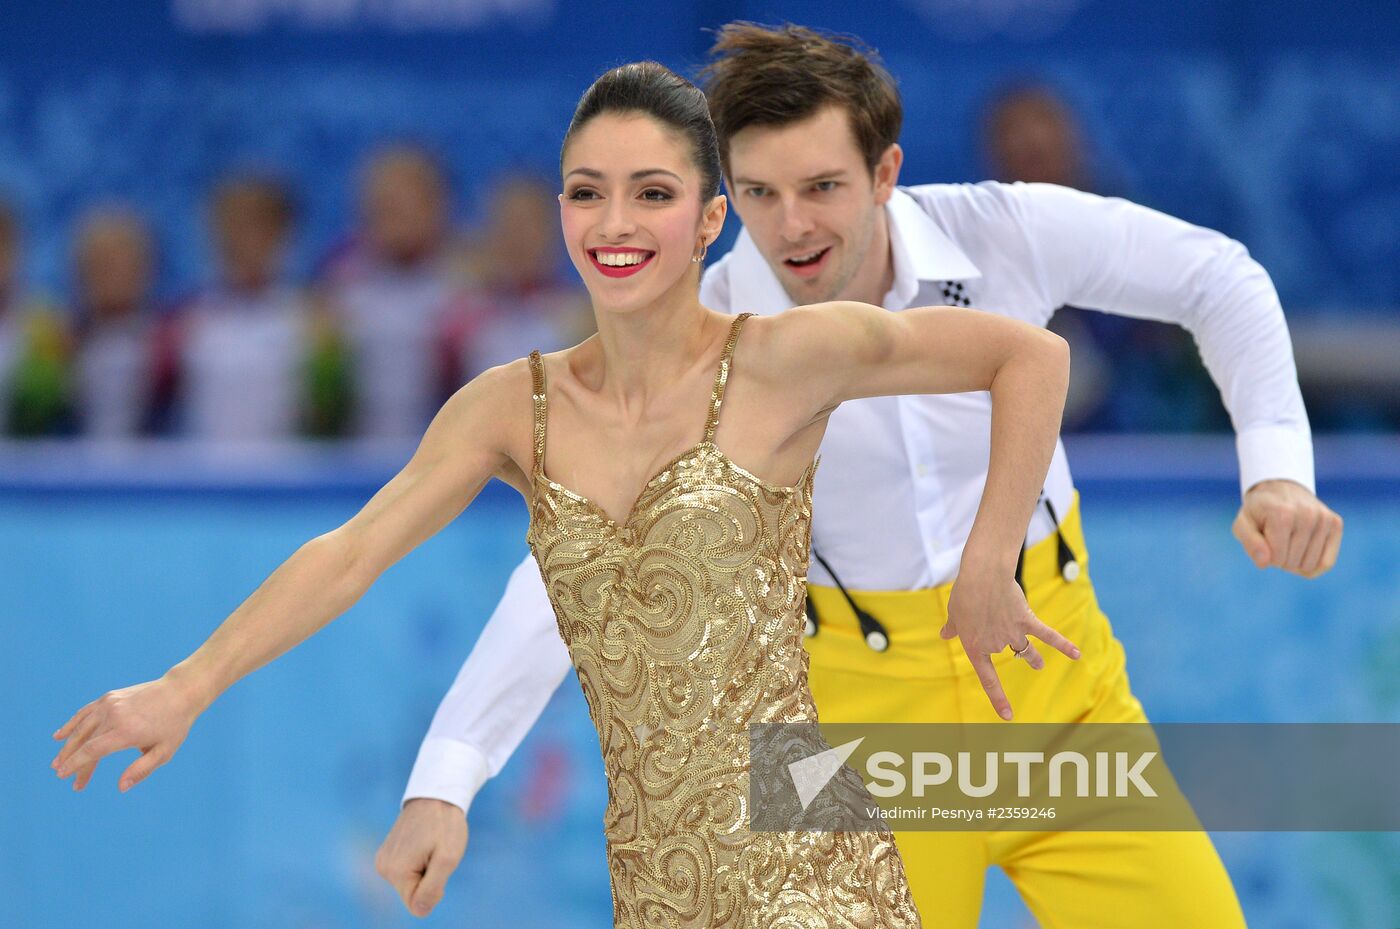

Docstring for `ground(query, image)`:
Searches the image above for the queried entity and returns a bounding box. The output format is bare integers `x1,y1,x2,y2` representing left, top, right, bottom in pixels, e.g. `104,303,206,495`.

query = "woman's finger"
118,745,171,793
1011,639,1045,671
54,702,97,741
968,650,1013,720
1029,619,1081,661
73,760,99,791
53,711,103,772
57,731,128,780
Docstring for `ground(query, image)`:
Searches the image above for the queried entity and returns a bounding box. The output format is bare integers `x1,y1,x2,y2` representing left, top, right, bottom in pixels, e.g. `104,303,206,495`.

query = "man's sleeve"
401,554,571,816
1011,181,1314,496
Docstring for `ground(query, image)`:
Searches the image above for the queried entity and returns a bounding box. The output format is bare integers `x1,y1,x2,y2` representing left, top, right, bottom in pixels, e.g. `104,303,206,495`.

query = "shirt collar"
885,186,982,285
725,186,982,313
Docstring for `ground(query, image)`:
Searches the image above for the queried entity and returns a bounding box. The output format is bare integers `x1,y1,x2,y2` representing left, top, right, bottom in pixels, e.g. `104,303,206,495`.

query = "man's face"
726,106,895,304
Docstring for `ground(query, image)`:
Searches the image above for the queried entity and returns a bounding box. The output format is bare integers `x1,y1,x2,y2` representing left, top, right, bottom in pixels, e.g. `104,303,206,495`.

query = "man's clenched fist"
376,798,469,917
1233,479,1343,578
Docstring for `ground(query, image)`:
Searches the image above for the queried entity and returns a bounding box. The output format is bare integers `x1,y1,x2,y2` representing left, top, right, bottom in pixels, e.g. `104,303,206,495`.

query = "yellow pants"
803,496,1247,929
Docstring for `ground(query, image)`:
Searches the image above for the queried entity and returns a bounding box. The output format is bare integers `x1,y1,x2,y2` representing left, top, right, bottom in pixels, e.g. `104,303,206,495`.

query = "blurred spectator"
71,206,160,438
980,84,1086,190
983,85,1092,190
981,84,1227,433
0,199,72,436
452,174,591,379
157,176,350,440
318,144,460,441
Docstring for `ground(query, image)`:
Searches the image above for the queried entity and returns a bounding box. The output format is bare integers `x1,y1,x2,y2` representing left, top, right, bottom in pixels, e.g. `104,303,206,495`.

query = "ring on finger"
1009,640,1032,658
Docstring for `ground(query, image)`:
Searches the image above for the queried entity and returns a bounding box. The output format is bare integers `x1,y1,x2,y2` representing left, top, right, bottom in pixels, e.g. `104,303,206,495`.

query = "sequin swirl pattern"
524,315,923,929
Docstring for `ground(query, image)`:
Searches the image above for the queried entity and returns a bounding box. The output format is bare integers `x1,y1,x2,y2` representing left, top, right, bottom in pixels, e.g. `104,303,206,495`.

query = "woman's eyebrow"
564,167,684,183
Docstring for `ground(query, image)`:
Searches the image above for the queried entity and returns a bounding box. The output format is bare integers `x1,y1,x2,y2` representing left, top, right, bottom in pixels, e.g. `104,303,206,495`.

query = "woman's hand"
50,673,204,792
941,575,1081,720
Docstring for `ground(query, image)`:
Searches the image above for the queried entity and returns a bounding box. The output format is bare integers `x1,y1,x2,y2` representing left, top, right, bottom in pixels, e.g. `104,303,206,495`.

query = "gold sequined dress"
525,314,922,928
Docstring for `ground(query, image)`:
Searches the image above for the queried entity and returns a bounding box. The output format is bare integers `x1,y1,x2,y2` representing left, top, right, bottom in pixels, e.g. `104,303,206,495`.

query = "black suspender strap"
806,546,891,652
1042,495,1082,583
1017,491,1081,593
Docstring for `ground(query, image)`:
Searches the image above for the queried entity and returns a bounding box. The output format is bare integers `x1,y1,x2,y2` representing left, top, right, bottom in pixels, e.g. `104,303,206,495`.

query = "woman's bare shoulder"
426,357,539,468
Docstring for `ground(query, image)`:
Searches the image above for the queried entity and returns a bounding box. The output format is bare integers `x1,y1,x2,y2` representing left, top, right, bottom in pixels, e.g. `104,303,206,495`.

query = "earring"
691,238,709,264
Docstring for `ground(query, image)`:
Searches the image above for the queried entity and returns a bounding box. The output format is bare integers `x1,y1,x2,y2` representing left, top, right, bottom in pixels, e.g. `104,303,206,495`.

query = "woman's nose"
598,199,636,240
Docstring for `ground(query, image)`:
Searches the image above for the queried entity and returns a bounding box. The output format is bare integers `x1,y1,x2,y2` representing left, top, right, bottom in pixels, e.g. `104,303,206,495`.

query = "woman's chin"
584,279,684,317
590,295,654,317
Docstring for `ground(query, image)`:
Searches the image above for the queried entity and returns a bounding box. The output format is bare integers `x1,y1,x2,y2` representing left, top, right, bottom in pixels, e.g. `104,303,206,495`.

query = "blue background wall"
6,443,1400,928
4,1,1399,925
1,0,1397,313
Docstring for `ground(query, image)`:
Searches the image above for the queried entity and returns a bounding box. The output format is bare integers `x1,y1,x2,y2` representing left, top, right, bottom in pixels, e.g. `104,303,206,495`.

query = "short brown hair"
699,22,903,177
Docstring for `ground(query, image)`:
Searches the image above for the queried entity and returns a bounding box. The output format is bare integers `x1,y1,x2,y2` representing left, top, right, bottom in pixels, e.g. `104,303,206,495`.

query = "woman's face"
560,112,724,315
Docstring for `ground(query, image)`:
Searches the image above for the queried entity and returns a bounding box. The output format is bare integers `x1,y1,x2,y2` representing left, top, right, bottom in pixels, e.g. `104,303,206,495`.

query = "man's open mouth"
785,247,831,267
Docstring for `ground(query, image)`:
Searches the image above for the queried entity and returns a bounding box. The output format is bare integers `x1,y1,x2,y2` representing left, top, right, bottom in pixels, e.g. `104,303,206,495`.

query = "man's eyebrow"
564,167,685,182
731,169,850,186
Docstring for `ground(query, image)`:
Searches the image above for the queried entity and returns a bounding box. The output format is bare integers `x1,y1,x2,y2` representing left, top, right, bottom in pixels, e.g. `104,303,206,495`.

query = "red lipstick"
588,247,656,279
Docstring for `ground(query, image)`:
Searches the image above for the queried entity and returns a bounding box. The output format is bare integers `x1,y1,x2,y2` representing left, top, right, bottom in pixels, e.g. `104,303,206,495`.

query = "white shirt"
402,182,1314,814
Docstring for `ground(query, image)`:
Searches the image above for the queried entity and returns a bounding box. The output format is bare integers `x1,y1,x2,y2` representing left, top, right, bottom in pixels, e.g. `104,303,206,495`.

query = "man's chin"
780,271,838,305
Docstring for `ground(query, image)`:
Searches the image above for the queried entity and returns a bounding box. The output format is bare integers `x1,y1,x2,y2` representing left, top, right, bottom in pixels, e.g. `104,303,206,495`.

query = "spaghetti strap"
528,350,547,476
703,313,754,443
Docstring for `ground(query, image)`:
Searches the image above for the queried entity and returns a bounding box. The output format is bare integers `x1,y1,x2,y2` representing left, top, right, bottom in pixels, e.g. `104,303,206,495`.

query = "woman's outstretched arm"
50,360,534,792
763,302,1076,720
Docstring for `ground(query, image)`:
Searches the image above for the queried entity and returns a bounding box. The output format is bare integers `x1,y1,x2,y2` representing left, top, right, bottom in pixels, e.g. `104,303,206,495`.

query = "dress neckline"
528,314,770,528
534,438,817,531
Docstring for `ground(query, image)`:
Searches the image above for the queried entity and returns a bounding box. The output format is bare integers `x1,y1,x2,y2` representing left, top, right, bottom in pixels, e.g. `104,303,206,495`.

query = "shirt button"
916,463,929,477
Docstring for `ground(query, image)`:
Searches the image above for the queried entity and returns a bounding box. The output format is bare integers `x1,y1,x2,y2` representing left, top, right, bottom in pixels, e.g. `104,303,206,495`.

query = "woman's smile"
588,246,656,278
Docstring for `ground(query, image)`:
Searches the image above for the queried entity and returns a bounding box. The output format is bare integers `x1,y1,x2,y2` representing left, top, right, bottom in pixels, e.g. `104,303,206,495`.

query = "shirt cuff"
401,737,493,818
1236,425,1315,497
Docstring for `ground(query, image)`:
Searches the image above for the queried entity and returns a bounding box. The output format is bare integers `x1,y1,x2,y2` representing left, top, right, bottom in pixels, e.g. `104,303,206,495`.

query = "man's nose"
779,197,815,242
